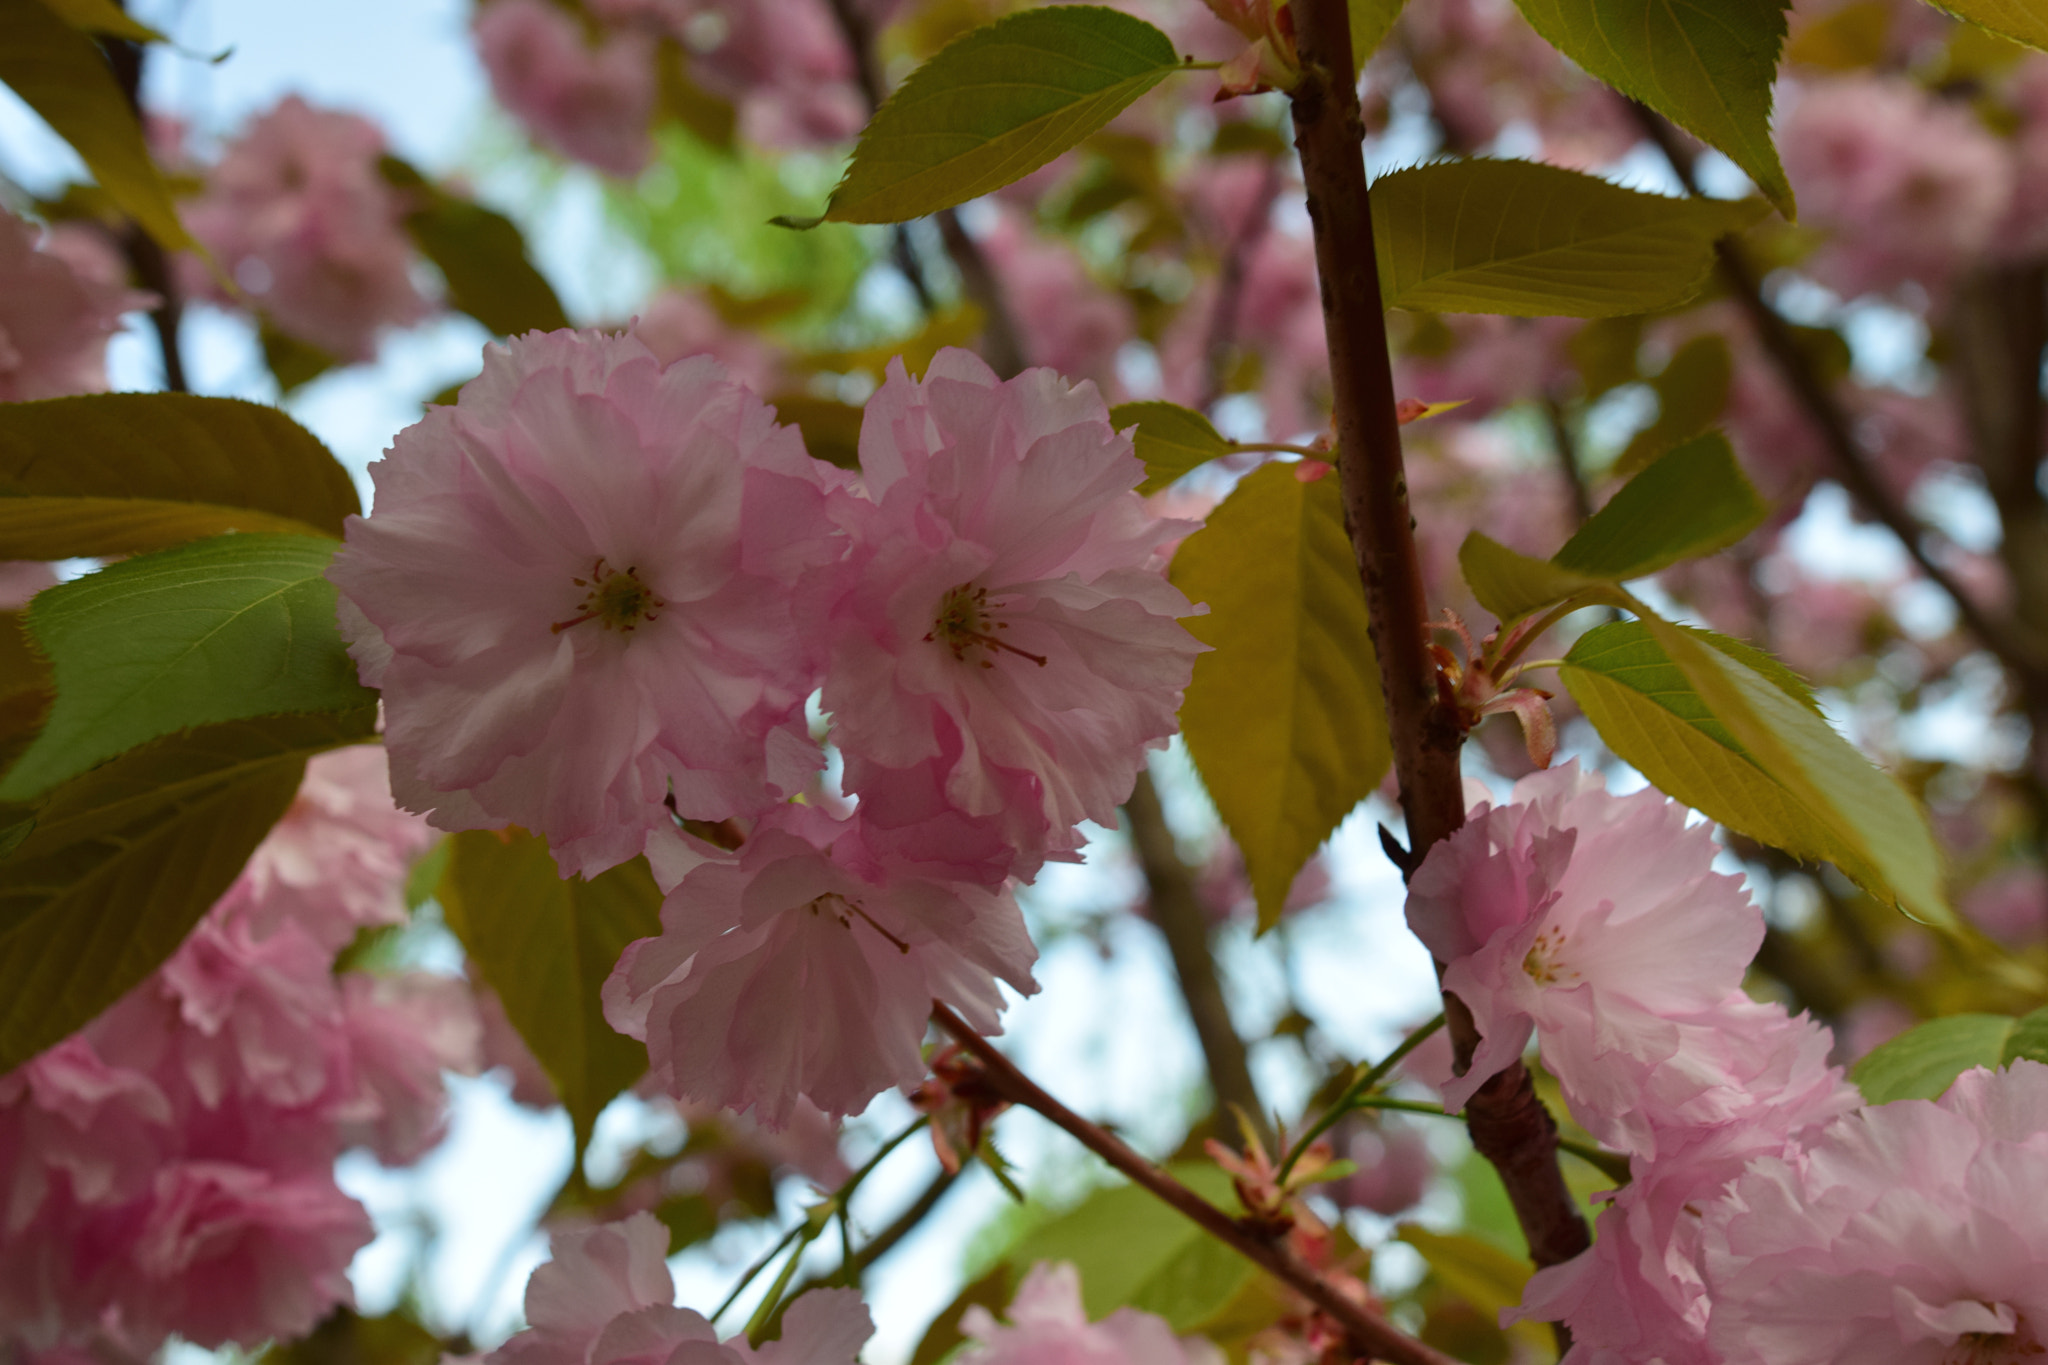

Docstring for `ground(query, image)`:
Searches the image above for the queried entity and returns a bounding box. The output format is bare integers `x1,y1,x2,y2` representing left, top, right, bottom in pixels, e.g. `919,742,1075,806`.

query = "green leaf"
1851,1014,2017,1103
437,829,663,1154
1,534,376,800
1173,464,1391,930
1371,159,1767,317
1458,532,1608,624
1562,615,1951,925
1929,0,2048,51
260,321,338,396
0,393,360,559
1510,0,1795,216
1005,1165,1266,1333
1108,400,1234,494
1554,432,1765,581
0,610,53,778
382,157,571,337
0,712,376,1070
1350,0,1409,69
1568,315,1646,399
1396,1226,1554,1360
656,38,737,151
767,392,865,471
259,1308,445,1365
1611,335,1732,478
805,6,1184,225
32,0,163,41
2001,1006,2048,1066
0,0,192,250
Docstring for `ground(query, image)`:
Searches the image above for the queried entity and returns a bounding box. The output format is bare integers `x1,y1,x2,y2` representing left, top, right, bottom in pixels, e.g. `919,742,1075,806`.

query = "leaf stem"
931,1003,1459,1365
1276,1013,1442,1182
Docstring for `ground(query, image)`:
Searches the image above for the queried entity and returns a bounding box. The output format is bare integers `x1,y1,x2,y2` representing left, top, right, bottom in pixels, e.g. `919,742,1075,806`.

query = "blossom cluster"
1408,765,2048,1363
0,748,479,1357
330,331,1204,1127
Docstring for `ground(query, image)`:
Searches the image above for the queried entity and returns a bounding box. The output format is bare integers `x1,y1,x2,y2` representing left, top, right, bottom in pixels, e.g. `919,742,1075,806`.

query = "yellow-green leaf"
1396,1226,1555,1360
1372,158,1767,317
0,393,359,559
1610,334,1731,478
438,830,663,1155
0,0,191,250
801,6,1184,225
1458,531,1608,624
1173,463,1390,930
381,157,570,337
1851,1013,2018,1103
1109,400,1234,494
1930,0,2048,51
1555,432,1765,581
33,0,162,41
1,534,376,800
1563,615,1951,925
1510,0,1795,216
1351,0,1409,69
0,712,376,1070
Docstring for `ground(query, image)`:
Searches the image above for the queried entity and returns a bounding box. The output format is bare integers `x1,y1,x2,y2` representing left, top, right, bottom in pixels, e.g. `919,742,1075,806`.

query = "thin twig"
1199,157,1283,409
98,27,187,393
1125,770,1270,1146
931,1003,1457,1365
1276,1013,1442,1182
1286,0,1590,1281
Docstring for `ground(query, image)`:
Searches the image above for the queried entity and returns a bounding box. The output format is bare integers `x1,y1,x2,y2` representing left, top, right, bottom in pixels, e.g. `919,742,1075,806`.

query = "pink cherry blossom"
333,972,484,1164
630,289,782,392
1702,1060,2048,1365
0,207,150,402
330,329,847,878
983,211,1134,393
490,1211,872,1365
181,95,429,362
958,1261,1223,1365
475,0,657,178
811,349,1204,877
680,0,867,148
605,804,1037,1126
1405,763,1763,1113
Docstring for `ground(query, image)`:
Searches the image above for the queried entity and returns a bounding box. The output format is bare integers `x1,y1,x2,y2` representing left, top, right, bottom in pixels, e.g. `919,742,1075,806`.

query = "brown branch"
1124,771,1270,1145
1198,157,1282,409
98,26,186,393
1627,101,2048,681
823,0,1027,378
930,1004,1457,1365
1287,0,1589,1279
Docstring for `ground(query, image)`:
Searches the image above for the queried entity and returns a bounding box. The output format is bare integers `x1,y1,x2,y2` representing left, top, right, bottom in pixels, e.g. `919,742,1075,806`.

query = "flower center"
551,558,664,636
1522,924,1580,987
925,583,1047,670
1944,1316,2042,1365
806,894,911,954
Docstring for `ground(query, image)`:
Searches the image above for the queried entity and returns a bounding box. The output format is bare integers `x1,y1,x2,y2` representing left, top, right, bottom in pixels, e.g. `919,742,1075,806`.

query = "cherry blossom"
605,804,1036,1126
330,329,847,878
181,95,429,362
1405,763,1762,1111
490,1211,872,1365
811,349,1204,879
1702,1060,2048,1365
0,207,150,402
959,1262,1223,1365
475,0,657,178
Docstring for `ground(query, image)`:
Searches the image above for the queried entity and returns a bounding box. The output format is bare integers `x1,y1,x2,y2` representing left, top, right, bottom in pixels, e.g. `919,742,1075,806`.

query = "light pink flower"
181,95,429,362
330,329,846,878
958,1261,1223,1365
629,289,781,392
333,972,483,1164
1781,75,2013,296
476,0,657,178
1702,1060,2048,1365
605,805,1037,1125
812,349,1204,879
490,1212,872,1365
682,0,866,148
0,208,149,401
982,212,1133,394
1405,763,1762,1113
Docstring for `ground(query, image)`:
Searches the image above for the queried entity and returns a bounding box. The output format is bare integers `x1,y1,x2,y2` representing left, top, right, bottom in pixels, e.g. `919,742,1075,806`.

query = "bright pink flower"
1405,764,1763,1113
812,349,1204,878
181,96,429,362
0,1040,170,1226
605,805,1037,1125
491,1212,872,1365
330,330,846,878
959,1261,1223,1365
0,208,149,401
475,0,656,178
1702,1061,2048,1365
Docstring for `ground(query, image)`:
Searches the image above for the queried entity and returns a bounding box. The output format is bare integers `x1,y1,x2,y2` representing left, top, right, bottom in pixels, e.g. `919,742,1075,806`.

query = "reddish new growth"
926,583,1048,668
551,558,664,635
910,1043,1010,1175
1430,609,1558,769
